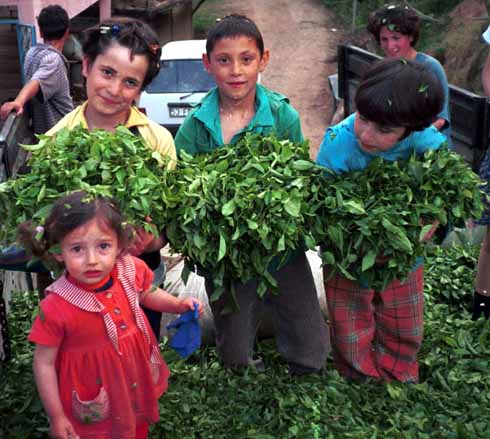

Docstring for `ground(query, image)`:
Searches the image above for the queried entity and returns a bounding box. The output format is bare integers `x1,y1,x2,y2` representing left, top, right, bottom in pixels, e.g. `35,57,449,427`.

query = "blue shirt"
316,113,448,282
316,113,447,172
415,52,451,145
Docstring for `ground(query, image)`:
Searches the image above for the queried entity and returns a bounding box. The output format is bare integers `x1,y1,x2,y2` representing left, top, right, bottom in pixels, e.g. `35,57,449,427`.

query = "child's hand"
49,415,79,439
420,219,440,242
128,227,156,256
179,298,204,316
128,218,166,256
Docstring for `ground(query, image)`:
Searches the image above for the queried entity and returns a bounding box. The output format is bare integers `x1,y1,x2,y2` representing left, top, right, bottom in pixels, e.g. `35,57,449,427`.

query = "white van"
138,40,215,135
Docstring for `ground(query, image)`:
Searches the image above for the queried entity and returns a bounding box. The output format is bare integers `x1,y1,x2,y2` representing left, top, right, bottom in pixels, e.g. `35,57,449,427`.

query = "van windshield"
145,59,215,93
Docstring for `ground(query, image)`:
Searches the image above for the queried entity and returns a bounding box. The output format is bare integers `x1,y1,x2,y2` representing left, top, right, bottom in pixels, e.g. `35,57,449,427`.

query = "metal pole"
352,0,358,31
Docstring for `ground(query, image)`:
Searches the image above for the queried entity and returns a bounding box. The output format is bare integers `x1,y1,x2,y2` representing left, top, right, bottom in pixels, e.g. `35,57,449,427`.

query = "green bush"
192,0,222,38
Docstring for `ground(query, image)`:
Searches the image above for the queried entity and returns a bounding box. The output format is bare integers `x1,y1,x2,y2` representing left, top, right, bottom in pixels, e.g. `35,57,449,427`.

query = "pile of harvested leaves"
165,141,483,297
2,244,490,438
0,130,484,300
317,148,485,290
0,126,173,242
164,134,323,304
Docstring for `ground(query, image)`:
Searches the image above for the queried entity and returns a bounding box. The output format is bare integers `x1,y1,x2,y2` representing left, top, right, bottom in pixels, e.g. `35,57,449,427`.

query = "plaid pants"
324,266,424,382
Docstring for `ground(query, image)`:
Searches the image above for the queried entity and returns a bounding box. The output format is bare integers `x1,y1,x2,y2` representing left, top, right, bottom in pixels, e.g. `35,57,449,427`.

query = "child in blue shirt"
316,58,446,382
175,14,329,374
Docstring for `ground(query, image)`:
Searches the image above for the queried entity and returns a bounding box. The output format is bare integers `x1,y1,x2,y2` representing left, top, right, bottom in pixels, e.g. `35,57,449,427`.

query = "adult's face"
379,26,414,59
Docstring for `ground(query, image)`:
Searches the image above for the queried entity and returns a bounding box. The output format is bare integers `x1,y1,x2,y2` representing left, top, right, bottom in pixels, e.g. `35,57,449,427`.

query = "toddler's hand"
49,415,79,439
179,298,204,316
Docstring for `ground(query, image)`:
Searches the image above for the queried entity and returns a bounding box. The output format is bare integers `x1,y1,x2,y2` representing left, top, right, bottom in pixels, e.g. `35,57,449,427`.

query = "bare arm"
432,117,447,131
140,286,203,315
0,79,40,119
483,52,490,96
33,344,79,439
420,219,440,242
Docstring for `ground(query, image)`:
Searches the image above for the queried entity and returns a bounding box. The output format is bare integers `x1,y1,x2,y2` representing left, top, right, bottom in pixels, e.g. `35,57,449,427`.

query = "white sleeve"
483,25,490,45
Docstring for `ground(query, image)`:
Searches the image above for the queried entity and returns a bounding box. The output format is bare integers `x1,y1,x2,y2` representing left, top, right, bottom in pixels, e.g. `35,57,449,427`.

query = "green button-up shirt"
175,84,304,154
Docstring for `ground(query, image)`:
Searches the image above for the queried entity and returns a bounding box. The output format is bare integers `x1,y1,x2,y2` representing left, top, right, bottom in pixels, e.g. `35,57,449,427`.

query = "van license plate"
169,107,190,118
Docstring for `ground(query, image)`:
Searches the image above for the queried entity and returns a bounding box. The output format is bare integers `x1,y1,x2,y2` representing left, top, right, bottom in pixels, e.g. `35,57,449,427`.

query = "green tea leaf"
217,232,226,262
361,251,376,272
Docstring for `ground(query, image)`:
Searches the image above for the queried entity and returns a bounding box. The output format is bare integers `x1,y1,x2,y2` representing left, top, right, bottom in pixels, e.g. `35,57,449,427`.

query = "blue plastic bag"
166,302,201,358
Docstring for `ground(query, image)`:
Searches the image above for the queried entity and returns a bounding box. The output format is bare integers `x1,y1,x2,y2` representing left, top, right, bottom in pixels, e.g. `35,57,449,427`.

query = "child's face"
379,26,414,59
82,43,149,127
203,36,269,105
354,113,406,154
54,218,120,285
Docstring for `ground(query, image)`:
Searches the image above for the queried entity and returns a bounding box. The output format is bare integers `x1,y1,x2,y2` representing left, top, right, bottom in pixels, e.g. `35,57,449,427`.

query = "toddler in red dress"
22,191,203,439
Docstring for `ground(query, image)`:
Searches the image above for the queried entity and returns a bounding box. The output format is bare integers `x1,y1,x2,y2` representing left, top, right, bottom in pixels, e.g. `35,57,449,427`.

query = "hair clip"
149,43,160,55
100,24,121,36
111,24,121,35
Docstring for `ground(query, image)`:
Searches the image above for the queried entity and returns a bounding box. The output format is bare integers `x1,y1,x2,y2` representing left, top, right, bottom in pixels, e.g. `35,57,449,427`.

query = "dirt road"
201,0,345,158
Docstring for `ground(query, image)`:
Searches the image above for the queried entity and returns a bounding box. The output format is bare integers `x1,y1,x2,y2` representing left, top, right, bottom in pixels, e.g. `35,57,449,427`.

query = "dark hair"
37,5,70,41
355,58,443,133
206,14,264,56
81,17,161,88
367,3,420,47
18,191,133,262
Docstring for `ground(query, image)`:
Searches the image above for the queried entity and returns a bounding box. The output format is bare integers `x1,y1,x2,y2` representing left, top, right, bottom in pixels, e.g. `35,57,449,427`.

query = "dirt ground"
199,0,346,158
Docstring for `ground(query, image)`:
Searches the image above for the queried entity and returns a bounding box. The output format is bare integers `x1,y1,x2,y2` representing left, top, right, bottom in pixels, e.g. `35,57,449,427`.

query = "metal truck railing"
336,44,489,172
0,111,34,362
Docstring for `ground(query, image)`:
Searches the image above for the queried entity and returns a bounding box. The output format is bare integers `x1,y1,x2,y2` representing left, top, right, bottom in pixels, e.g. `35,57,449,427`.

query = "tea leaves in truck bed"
2,245,489,438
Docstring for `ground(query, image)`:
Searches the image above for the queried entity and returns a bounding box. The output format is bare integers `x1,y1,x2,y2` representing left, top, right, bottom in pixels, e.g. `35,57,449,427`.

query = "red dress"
29,255,170,438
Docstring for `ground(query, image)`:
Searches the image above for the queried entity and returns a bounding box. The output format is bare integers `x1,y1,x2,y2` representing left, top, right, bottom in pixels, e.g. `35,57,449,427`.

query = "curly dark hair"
18,191,133,264
355,58,443,134
81,17,161,89
366,4,420,47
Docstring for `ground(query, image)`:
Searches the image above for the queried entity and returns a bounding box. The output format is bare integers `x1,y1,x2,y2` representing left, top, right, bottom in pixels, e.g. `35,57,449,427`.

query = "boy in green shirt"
175,14,329,374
